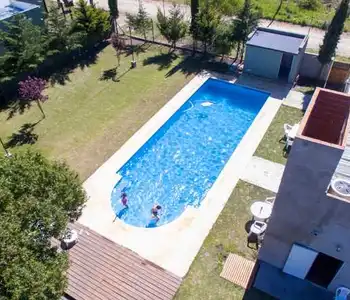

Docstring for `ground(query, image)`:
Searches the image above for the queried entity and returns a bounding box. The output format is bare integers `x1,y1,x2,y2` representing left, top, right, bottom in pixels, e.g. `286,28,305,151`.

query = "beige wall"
258,137,350,292
244,46,283,80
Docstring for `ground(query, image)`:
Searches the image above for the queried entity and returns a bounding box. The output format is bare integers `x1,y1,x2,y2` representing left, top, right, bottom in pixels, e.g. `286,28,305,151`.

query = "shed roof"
64,223,181,300
246,27,306,55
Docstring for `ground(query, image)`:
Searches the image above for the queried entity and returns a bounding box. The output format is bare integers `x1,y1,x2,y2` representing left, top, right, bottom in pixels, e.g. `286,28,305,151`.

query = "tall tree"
45,5,81,54
157,4,188,49
213,24,234,61
190,0,199,33
108,0,119,33
72,0,110,44
0,151,86,299
18,76,48,119
232,0,260,62
0,15,48,78
126,0,152,40
318,0,349,69
193,3,221,53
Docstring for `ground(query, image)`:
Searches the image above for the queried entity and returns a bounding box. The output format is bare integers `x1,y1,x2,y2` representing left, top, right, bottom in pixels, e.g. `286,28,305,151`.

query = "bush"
72,0,110,44
298,0,321,11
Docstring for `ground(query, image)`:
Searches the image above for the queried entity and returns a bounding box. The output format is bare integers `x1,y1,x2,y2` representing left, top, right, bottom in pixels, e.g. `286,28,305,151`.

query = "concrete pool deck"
79,72,283,277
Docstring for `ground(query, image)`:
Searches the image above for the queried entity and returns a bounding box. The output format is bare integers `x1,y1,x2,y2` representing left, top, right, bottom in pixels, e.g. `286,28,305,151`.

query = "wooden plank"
65,223,181,300
220,254,256,289
72,231,181,291
71,232,180,294
71,223,181,288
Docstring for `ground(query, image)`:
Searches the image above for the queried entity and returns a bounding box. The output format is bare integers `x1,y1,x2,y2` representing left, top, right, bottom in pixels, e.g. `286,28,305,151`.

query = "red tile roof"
65,223,181,300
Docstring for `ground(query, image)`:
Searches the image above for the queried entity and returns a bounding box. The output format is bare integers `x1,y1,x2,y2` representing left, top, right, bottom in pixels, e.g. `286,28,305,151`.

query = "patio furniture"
249,221,267,236
287,123,300,140
61,228,78,250
247,221,267,249
250,201,273,221
335,287,350,300
265,197,275,205
280,124,293,142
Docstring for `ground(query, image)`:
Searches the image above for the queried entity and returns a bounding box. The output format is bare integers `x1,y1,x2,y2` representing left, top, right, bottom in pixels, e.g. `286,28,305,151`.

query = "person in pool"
121,192,128,208
151,204,162,220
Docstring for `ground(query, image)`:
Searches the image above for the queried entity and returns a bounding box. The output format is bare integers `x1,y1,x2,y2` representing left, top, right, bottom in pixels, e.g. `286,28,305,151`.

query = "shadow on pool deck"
253,261,334,300
236,74,293,101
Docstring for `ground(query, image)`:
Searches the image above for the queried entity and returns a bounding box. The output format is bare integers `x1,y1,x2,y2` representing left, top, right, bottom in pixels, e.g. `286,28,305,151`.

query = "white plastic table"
250,201,273,221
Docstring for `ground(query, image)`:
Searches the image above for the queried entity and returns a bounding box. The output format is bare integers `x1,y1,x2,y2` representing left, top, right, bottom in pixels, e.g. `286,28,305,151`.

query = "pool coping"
79,71,282,277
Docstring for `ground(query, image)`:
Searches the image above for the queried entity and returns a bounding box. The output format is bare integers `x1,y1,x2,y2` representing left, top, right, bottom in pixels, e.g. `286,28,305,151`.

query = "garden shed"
243,27,308,83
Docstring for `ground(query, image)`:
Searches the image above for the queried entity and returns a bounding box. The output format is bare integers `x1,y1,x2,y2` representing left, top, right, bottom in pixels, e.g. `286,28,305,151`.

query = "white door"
283,244,318,279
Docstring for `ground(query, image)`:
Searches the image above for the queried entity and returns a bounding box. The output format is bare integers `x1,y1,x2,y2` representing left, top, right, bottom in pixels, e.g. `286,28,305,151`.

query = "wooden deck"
220,253,257,289
64,223,181,300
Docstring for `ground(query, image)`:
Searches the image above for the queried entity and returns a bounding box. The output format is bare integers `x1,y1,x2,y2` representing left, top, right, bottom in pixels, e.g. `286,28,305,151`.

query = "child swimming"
151,204,162,220
121,192,128,207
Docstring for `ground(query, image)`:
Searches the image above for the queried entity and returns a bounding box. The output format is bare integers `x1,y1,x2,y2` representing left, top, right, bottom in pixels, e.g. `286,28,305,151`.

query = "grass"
175,180,275,300
160,0,350,31
307,48,350,63
0,44,223,180
254,105,304,165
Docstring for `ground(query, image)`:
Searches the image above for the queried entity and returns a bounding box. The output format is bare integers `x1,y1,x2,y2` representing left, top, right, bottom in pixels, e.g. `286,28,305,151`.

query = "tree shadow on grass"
5,98,35,120
46,49,100,86
124,42,151,58
100,67,118,81
165,55,230,78
6,121,41,148
40,41,108,87
99,67,132,82
143,52,179,71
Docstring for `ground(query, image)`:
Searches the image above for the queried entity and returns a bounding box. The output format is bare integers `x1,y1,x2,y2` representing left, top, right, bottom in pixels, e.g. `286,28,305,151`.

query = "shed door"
278,53,293,80
283,244,318,279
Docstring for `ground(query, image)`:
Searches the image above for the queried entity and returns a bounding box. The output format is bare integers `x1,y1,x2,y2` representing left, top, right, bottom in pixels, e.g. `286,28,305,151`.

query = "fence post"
151,20,155,42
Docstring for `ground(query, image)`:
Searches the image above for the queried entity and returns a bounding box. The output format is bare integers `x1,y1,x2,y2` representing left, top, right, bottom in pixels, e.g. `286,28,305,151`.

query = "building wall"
258,137,350,292
288,39,307,83
299,52,333,81
244,46,283,80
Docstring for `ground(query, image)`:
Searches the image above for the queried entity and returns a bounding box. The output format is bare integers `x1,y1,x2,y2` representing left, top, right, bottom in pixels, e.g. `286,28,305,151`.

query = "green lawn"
160,0,350,31
254,105,304,165
0,45,210,180
175,181,275,300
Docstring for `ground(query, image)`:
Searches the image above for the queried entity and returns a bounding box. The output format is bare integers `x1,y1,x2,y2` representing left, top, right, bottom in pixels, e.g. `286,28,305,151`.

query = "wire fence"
118,20,240,66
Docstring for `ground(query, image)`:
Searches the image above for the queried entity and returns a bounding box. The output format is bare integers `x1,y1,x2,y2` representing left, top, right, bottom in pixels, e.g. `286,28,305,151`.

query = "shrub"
298,0,321,11
18,76,48,118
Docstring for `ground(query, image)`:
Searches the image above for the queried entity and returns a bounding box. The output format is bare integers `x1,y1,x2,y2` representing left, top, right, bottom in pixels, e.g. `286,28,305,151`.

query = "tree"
213,24,234,61
0,15,48,78
193,4,221,53
157,4,188,49
72,0,110,44
110,32,125,66
190,0,199,33
18,77,48,118
318,0,349,68
108,0,119,33
0,151,86,299
45,5,81,54
126,0,152,40
232,0,261,62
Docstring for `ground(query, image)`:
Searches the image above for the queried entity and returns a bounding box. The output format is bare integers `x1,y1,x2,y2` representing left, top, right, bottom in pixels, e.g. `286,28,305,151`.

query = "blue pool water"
111,79,269,227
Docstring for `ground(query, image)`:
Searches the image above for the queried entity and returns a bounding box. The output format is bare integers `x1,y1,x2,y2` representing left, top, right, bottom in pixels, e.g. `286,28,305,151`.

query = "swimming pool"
111,78,269,227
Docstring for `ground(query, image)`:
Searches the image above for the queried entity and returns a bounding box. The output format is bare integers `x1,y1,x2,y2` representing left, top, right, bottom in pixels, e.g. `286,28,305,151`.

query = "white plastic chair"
284,124,293,137
286,136,294,148
335,287,350,300
249,221,267,237
265,197,275,205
